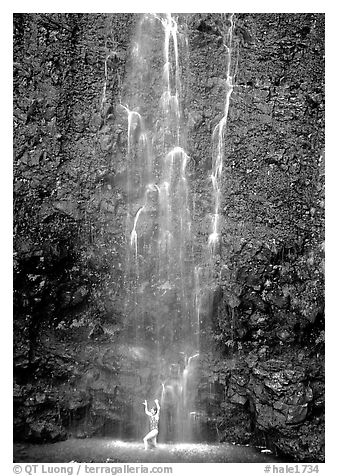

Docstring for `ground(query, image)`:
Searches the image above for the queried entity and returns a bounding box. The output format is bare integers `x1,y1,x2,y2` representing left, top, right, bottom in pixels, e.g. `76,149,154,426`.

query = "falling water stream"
208,14,234,255
119,13,235,443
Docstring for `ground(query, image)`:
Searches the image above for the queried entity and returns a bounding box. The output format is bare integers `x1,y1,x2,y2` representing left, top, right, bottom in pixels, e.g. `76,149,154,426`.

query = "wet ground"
14,438,284,463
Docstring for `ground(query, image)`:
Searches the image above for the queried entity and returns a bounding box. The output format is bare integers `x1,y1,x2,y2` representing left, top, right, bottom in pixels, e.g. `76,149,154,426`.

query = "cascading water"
208,13,234,256
120,13,200,442
115,12,236,443
195,13,236,354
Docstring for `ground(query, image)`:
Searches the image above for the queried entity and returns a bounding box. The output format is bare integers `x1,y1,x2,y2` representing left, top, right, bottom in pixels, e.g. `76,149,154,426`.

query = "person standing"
142,398,160,450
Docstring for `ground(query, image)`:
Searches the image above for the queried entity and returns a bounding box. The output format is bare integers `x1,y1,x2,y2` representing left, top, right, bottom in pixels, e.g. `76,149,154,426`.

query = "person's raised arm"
142,400,152,416
154,398,160,413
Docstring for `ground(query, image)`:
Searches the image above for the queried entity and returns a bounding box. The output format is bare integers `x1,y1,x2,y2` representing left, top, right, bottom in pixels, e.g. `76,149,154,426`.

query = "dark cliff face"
13,13,324,461
187,13,324,461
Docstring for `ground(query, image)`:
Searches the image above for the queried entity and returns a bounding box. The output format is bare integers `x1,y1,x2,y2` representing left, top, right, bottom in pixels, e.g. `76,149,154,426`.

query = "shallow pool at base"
14,437,285,463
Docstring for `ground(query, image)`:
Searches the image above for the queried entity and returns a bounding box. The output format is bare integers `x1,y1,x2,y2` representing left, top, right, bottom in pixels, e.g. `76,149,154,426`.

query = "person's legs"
143,429,157,450
150,430,158,448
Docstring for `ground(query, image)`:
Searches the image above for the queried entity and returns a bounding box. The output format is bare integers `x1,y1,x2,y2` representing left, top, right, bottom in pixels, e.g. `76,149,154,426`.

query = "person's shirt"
149,413,159,430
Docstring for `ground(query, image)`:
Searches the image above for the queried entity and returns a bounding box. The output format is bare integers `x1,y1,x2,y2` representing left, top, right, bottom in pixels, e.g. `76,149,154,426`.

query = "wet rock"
232,374,249,387
276,328,294,342
283,368,306,383
286,404,308,425
89,322,105,339
35,392,47,404
245,353,258,369
224,291,241,308
75,430,89,439
27,421,67,442
53,200,81,220
273,400,289,414
246,273,263,290
264,374,288,394
265,290,290,309
229,392,247,405
252,367,269,378
249,311,268,328
255,403,286,430
257,346,268,360
71,286,89,306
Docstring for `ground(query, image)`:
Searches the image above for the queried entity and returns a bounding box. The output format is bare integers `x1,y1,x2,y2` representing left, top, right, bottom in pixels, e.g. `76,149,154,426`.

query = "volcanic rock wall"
14,12,136,442
13,13,324,461
187,13,324,461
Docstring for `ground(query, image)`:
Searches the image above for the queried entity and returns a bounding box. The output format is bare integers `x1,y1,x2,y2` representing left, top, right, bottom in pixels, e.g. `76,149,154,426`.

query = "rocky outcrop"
13,13,324,461
206,351,324,461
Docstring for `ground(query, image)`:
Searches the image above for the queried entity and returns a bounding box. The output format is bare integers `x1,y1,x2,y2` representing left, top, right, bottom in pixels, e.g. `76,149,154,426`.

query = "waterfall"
116,12,236,442
130,205,145,258
193,13,236,357
120,13,199,442
208,13,234,256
